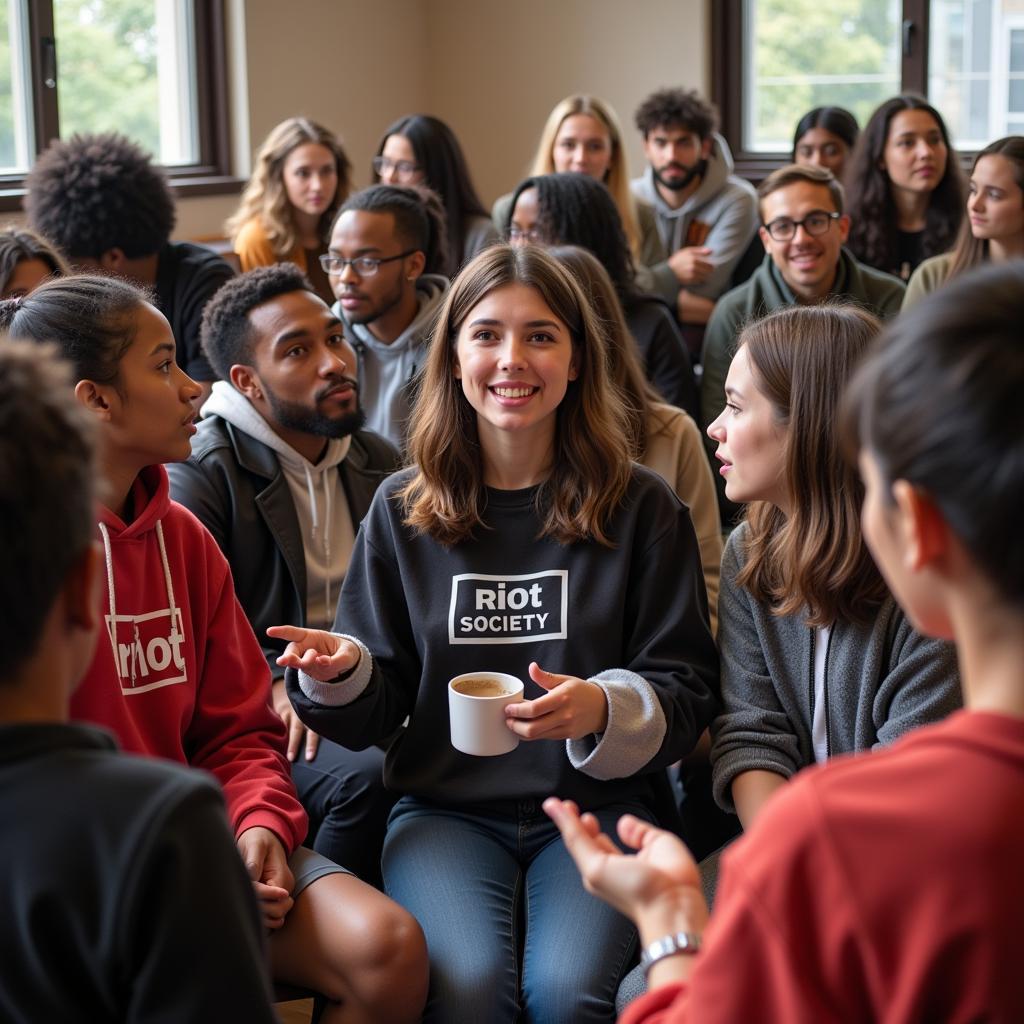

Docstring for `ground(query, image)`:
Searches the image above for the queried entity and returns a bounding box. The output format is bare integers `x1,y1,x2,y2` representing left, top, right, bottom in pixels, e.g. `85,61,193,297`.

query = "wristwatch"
640,931,703,976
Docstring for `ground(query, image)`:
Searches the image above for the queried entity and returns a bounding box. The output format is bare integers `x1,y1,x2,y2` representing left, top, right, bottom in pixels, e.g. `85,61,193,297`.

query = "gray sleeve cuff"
297,633,373,707
566,669,667,780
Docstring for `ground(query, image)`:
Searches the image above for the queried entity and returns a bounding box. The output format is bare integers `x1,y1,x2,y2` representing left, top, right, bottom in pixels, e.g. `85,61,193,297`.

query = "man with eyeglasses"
699,163,906,524
325,184,450,448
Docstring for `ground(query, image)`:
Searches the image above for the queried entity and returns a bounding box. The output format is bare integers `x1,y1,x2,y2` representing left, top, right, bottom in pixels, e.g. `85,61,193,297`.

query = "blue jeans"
382,795,647,1024
291,739,396,888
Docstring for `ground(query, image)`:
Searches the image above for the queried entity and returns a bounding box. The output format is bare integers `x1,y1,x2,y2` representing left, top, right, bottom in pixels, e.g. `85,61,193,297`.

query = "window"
713,0,1021,178
1,0,232,210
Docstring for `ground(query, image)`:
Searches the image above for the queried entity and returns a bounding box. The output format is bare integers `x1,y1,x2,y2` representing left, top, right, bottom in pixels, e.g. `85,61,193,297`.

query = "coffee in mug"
448,671,524,756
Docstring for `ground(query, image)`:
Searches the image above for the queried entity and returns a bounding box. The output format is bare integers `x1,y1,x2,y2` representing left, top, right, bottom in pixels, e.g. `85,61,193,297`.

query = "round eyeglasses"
319,250,417,276
763,210,841,242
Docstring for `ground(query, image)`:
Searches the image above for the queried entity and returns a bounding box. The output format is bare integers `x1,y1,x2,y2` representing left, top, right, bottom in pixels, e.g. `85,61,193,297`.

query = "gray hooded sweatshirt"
631,133,759,305
333,274,449,449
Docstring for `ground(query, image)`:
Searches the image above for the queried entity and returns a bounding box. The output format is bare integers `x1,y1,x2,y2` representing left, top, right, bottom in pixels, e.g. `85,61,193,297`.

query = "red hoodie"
71,464,307,853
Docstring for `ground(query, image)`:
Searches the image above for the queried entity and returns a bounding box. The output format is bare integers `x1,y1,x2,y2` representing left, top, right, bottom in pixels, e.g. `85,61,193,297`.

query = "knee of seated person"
523,955,616,1022
340,899,428,998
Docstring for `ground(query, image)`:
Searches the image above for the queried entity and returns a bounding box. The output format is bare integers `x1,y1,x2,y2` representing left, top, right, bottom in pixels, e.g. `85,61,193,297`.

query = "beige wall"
176,0,709,238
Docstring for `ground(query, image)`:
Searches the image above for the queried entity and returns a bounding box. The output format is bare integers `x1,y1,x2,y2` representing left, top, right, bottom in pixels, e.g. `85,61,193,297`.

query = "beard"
264,380,367,439
653,158,707,193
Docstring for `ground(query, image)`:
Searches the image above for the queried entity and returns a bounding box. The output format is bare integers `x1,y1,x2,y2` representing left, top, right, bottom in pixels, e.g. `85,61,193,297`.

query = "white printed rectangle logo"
448,570,568,645
105,607,188,694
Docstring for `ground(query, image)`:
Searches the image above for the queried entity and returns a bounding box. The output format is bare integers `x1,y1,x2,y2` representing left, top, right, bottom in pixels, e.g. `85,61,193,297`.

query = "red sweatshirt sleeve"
184,528,307,853
619,782,867,1024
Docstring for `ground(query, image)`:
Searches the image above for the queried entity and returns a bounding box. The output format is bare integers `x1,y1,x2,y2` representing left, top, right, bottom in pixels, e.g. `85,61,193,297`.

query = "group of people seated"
0,81,1022,1024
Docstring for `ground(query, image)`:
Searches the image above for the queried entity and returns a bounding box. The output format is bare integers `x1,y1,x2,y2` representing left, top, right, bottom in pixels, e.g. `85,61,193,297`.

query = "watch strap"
640,930,702,975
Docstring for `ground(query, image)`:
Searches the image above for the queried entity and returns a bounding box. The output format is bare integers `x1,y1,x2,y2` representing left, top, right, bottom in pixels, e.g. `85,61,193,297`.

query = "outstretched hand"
266,625,361,683
542,797,708,936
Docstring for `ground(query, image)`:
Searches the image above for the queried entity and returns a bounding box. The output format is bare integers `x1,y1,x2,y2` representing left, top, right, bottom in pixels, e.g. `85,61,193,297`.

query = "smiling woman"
270,244,720,1023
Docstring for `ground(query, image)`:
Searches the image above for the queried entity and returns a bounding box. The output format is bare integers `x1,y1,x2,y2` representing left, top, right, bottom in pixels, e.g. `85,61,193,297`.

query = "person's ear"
74,379,116,421
891,480,948,572
98,247,127,272
405,250,426,281
837,213,851,244
230,364,263,402
758,224,770,248
64,540,102,633
701,136,713,160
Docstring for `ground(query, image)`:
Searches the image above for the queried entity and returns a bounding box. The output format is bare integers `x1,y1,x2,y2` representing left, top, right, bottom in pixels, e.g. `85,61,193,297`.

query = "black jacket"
0,723,274,1022
167,417,401,678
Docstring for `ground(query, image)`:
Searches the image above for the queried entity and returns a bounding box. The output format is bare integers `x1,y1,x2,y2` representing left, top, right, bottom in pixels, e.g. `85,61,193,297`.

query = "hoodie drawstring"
302,464,334,618
98,517,180,687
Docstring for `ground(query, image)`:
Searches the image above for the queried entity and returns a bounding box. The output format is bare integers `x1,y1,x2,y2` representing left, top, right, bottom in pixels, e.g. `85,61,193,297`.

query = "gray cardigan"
710,524,961,812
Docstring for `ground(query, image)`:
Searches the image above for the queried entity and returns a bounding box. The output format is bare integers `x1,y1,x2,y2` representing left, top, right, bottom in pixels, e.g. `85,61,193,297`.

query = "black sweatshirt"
0,723,275,1023
288,465,719,816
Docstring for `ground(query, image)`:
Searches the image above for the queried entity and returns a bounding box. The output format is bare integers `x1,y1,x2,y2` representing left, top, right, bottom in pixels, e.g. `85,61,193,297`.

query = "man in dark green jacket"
700,164,905,522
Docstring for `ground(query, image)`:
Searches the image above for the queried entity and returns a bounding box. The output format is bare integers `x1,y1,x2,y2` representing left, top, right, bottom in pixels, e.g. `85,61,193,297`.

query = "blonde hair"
226,117,352,259
530,96,643,259
399,244,633,547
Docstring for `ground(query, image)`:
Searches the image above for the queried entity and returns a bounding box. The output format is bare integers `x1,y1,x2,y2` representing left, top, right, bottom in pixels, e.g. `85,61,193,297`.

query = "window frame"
712,0,935,184
0,0,237,213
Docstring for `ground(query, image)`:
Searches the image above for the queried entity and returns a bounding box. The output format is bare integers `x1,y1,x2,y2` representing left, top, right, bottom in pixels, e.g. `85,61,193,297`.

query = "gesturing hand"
542,798,708,936
267,624,361,683
504,662,609,741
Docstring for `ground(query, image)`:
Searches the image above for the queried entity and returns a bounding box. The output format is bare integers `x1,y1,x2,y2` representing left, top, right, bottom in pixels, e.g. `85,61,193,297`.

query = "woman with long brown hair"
227,117,352,303
705,304,960,830
903,135,1024,309
270,244,717,1023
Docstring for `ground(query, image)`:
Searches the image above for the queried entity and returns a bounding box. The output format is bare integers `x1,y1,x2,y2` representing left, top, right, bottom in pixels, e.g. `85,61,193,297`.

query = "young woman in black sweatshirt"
272,244,717,1024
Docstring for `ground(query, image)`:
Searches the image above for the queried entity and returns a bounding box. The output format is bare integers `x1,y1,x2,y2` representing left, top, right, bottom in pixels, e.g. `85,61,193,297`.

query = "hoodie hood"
336,273,449,354
332,273,450,446
201,381,352,474
200,381,355,630
98,464,172,540
642,132,736,222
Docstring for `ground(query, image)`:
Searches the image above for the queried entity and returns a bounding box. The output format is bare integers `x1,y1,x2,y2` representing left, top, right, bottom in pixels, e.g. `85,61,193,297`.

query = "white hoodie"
201,381,355,629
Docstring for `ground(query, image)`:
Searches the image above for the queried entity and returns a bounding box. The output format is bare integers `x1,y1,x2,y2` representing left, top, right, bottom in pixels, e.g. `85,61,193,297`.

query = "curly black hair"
25,132,175,260
507,173,637,298
336,183,451,278
200,263,313,382
634,88,717,140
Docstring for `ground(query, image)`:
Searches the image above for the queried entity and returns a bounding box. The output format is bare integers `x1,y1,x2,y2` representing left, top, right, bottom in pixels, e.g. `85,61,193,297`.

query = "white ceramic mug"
448,671,524,756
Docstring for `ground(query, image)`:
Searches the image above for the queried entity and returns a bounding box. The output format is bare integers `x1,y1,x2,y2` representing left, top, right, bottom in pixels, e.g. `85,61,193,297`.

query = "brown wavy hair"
736,304,888,626
226,117,352,259
399,244,632,547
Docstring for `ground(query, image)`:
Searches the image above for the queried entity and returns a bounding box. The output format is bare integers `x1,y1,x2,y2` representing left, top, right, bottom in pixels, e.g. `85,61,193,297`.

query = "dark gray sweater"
710,523,961,812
